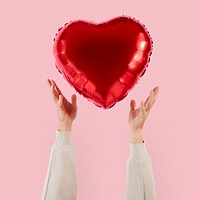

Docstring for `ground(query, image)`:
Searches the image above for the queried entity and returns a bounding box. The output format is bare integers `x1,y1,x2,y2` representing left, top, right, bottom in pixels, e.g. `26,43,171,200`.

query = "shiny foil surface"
53,16,153,109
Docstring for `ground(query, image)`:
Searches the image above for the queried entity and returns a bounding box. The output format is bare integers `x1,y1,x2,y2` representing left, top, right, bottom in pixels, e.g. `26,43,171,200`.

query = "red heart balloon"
53,16,153,109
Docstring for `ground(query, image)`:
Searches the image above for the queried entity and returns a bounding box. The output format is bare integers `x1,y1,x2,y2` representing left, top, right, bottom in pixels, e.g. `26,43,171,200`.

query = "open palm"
129,86,159,132
47,79,77,125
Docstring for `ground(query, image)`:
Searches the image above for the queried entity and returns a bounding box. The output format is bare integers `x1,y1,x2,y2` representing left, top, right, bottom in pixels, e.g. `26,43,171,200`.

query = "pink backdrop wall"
1,0,200,199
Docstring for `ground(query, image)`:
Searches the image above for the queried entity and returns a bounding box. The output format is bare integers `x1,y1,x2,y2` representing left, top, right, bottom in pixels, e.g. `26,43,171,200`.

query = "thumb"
71,94,77,105
130,99,136,111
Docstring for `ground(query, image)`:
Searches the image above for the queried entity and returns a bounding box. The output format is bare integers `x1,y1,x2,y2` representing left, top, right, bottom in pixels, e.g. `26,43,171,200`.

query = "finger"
146,91,153,112
50,84,59,102
47,79,52,88
51,79,62,95
71,94,77,105
148,86,159,108
144,95,150,108
144,89,153,108
47,79,56,100
147,89,159,112
58,95,64,109
130,99,136,111
153,86,159,102
145,91,153,111
140,101,146,116
153,86,159,92
50,80,60,98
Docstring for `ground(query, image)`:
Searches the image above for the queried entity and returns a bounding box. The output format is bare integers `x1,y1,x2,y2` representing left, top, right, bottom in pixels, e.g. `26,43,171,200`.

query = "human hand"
47,79,77,131
128,86,159,143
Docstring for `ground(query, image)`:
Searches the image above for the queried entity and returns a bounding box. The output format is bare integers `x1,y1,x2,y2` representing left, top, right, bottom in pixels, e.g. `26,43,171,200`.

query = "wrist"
130,136,144,143
130,128,144,144
58,122,73,131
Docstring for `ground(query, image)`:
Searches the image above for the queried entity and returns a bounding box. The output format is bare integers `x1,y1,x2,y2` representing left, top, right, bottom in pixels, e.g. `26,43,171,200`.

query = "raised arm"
126,86,159,200
41,79,78,200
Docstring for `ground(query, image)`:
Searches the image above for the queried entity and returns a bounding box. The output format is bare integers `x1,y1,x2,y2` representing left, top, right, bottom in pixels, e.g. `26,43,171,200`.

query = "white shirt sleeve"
41,130,77,200
41,131,157,200
125,142,157,200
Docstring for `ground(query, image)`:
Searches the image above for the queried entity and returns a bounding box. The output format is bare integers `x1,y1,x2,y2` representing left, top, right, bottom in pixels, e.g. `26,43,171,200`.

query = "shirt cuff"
129,142,149,162
54,129,71,147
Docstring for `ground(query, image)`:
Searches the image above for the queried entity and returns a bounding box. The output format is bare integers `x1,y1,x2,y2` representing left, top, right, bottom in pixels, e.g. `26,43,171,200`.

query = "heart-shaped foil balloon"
53,16,153,109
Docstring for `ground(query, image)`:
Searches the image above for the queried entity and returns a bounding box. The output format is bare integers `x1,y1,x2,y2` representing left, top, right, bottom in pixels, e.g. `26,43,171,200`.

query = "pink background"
1,0,200,199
